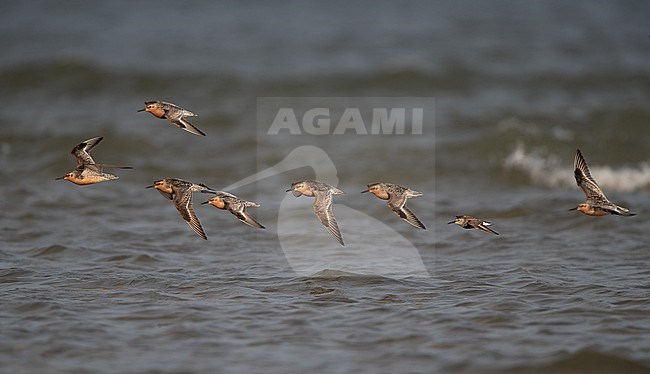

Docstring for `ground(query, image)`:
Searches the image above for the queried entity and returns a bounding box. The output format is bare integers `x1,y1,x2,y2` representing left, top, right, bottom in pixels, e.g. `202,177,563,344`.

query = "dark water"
2,1,650,372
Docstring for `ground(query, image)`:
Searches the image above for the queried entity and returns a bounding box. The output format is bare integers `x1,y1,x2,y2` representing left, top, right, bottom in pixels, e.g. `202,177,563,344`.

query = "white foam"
503,143,650,192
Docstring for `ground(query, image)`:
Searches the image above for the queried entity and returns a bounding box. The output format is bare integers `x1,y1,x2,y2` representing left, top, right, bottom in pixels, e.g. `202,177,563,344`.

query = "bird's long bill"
54,176,66,180
360,189,369,193
201,200,210,205
145,184,155,188
447,221,455,224
285,189,292,192
137,108,146,112
569,207,578,211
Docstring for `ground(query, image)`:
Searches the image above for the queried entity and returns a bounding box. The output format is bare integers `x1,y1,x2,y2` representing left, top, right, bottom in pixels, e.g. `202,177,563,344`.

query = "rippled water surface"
1,1,650,373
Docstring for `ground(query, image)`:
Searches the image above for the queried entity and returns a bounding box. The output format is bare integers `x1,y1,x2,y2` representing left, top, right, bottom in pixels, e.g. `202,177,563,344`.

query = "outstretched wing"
475,222,499,235
574,149,608,203
71,136,103,168
313,191,344,246
393,204,426,230
173,189,207,240
231,206,266,229
387,192,406,211
388,193,425,229
169,117,206,136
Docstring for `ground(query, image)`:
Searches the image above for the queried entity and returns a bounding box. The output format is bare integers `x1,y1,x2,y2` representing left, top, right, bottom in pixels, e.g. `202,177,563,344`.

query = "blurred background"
1,1,649,373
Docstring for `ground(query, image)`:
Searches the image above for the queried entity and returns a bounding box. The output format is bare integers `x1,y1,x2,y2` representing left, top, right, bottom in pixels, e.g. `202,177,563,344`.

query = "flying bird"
147,178,215,239
286,180,346,246
361,182,426,229
448,215,499,235
55,136,132,185
138,100,206,136
571,149,635,216
202,191,266,229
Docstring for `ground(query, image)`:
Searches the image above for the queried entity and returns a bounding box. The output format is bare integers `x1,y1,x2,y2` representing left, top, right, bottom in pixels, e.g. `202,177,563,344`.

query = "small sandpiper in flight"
571,149,635,216
361,182,426,229
138,100,206,136
202,191,266,229
286,180,346,246
147,178,215,240
448,215,499,235
55,136,132,185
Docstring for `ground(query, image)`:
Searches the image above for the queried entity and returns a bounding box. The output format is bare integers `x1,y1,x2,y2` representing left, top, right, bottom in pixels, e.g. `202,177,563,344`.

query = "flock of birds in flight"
56,100,636,245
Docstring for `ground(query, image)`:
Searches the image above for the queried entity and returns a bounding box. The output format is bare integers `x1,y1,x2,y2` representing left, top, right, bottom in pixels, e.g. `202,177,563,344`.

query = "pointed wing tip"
395,206,426,229
234,209,266,229
480,225,499,235
178,118,206,136
574,149,583,162
331,229,344,246
186,218,207,240
574,148,585,166
332,232,345,246
245,218,266,229
406,218,426,230
188,126,207,136
322,221,344,246
191,224,208,240
188,130,206,136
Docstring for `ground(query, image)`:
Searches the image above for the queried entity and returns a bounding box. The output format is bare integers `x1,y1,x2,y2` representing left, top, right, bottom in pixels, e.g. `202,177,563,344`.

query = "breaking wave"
503,142,650,192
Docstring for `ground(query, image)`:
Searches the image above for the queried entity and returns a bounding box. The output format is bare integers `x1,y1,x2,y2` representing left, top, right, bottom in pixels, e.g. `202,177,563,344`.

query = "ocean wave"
503,142,650,192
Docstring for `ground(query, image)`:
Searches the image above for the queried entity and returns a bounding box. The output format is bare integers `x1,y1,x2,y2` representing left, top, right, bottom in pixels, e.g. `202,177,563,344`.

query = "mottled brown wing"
387,193,426,229
474,221,499,235
173,189,207,240
313,191,344,246
169,118,206,136
574,149,608,203
71,136,103,168
231,207,266,229
394,204,426,230
387,192,406,211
